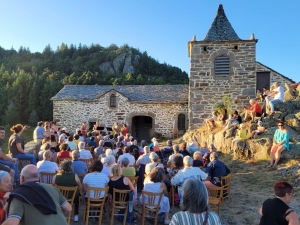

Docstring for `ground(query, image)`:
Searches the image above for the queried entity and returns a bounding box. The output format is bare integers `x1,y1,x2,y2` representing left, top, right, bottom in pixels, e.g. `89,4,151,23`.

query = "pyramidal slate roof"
203,4,240,41
51,85,188,103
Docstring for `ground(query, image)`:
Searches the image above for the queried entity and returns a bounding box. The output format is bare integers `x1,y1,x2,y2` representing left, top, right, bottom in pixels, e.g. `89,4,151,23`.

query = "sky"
0,0,299,81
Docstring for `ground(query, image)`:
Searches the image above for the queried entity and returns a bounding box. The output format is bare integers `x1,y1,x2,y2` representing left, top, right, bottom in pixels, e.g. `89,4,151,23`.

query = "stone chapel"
51,4,293,141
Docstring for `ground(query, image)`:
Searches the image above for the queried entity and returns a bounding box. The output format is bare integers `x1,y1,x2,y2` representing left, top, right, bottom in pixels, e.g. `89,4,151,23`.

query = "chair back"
127,176,138,188
56,185,78,204
112,188,130,205
141,190,162,211
86,186,108,202
80,158,93,168
57,158,71,165
85,146,94,151
207,186,223,215
221,173,232,190
40,172,57,184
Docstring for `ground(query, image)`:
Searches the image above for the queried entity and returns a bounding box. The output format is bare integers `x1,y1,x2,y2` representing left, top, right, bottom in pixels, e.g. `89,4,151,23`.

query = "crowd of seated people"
3,117,296,225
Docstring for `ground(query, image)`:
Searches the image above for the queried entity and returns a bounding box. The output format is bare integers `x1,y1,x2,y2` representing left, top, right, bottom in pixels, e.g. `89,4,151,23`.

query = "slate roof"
203,4,240,41
51,85,189,103
256,62,295,83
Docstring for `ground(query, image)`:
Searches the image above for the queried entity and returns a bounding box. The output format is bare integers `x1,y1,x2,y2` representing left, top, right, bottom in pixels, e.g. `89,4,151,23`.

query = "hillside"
0,43,188,125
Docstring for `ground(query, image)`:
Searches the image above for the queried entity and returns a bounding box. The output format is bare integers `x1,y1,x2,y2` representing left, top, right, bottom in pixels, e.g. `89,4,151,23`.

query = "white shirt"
83,172,109,198
273,86,284,101
79,149,92,159
37,160,58,174
171,167,207,187
118,153,135,165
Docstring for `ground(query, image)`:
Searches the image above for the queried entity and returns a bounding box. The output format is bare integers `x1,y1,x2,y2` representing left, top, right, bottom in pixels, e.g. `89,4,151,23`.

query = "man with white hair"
167,144,183,168
135,146,151,166
171,156,207,202
78,141,92,159
37,150,59,176
118,146,135,165
265,82,284,116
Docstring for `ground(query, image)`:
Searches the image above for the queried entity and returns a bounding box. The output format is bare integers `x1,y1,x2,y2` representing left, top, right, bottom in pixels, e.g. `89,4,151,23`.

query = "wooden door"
256,72,270,92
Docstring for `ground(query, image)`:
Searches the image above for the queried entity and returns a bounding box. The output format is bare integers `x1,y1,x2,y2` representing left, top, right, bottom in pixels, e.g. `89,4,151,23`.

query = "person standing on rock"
259,181,299,225
268,121,290,168
265,82,284,117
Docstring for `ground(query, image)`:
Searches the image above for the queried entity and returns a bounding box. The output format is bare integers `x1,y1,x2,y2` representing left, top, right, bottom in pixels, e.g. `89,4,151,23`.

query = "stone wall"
256,62,293,86
53,91,188,138
188,40,257,130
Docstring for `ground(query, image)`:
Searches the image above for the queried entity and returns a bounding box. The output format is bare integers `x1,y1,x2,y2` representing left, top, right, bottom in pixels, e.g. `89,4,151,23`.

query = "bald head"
43,150,52,160
20,165,39,184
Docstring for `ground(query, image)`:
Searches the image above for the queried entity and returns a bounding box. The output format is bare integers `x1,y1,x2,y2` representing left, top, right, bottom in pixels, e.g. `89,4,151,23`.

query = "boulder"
284,83,297,102
285,114,300,132
281,143,300,159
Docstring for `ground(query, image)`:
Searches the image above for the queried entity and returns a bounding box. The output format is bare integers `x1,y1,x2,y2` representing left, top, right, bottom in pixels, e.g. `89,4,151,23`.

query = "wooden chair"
109,188,130,225
57,157,71,165
127,176,138,189
85,146,94,152
77,173,86,182
40,172,57,185
207,186,223,215
80,158,93,168
83,186,108,225
56,186,78,225
221,173,232,205
141,191,163,225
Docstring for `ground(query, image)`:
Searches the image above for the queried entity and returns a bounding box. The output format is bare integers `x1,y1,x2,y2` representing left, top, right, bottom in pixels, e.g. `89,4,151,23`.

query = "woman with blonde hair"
8,124,36,165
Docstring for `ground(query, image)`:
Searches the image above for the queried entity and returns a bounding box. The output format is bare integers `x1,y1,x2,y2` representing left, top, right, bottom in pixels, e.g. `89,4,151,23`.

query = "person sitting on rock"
250,121,266,139
225,111,242,129
217,109,228,125
262,87,271,101
267,121,290,168
265,82,284,117
230,124,247,152
244,99,263,122
206,111,218,131
187,138,199,155
256,89,263,102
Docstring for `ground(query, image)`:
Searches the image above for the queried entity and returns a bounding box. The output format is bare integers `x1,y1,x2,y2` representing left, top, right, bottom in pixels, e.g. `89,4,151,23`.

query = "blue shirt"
33,126,45,139
205,159,230,184
73,160,87,174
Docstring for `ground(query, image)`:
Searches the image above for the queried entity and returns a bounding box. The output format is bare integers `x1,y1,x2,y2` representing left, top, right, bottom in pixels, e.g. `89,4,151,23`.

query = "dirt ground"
70,146,300,225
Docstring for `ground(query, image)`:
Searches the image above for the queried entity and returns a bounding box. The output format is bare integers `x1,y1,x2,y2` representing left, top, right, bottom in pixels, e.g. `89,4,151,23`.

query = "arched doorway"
132,116,152,142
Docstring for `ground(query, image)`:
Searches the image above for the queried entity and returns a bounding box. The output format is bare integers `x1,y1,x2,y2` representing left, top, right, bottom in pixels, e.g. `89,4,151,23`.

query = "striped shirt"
83,172,109,198
170,211,221,225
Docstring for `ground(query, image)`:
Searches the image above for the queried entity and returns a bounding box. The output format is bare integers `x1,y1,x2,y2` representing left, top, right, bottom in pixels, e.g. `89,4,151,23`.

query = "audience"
57,143,71,159
71,150,87,175
121,157,136,177
259,181,298,225
268,121,290,168
78,141,92,159
102,155,115,177
118,146,135,166
145,152,164,175
244,99,263,122
171,156,207,202
142,167,170,224
167,145,182,168
53,160,82,222
170,178,221,225
169,155,184,177
204,152,230,188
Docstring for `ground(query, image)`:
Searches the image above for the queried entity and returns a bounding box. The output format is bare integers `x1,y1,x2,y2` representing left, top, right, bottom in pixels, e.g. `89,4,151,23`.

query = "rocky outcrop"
183,88,300,161
98,49,136,75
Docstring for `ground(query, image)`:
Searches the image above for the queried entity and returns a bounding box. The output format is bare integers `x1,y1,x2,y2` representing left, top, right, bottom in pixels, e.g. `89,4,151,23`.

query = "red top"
0,191,6,223
122,128,128,136
57,151,71,158
250,102,262,114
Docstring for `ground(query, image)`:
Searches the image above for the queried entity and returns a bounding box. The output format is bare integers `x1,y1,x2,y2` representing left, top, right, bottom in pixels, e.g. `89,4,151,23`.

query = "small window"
178,114,185,130
214,55,230,77
110,94,116,108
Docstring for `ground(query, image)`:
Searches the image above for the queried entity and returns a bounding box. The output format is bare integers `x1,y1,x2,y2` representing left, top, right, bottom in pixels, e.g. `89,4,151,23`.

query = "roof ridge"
203,4,240,41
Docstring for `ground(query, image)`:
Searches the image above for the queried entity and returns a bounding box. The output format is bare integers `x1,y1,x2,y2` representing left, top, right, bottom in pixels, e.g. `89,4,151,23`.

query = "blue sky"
0,0,299,81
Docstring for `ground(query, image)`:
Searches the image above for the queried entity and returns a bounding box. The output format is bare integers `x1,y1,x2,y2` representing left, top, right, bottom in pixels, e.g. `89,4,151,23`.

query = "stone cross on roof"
203,4,240,41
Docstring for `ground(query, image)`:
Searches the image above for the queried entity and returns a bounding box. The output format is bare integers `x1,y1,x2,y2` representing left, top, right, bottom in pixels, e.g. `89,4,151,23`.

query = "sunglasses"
278,124,284,127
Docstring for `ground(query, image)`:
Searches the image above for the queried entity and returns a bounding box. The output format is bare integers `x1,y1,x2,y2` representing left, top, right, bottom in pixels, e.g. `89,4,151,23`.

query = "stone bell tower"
188,4,258,130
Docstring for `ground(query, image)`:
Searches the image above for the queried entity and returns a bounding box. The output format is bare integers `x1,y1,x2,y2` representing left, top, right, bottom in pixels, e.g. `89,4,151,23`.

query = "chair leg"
141,208,145,225
110,206,114,225
123,206,128,225
98,207,102,225
85,207,89,225
154,211,158,225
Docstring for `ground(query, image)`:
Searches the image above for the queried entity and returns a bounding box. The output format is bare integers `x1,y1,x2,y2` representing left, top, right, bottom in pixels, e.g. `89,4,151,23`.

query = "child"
206,111,218,131
230,124,247,151
250,121,266,139
256,89,262,102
